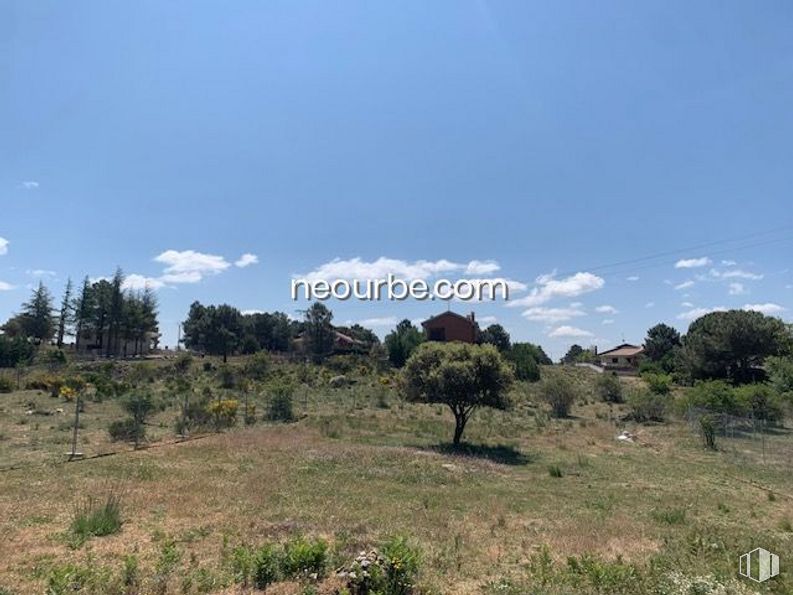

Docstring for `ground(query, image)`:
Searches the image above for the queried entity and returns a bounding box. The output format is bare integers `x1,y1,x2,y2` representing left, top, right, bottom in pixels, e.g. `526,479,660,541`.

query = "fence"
685,407,793,473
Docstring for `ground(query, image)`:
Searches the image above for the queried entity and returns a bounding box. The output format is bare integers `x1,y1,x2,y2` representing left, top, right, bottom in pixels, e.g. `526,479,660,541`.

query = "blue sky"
2,1,792,359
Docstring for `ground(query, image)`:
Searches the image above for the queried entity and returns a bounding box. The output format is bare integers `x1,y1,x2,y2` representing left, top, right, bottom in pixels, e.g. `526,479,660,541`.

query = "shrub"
266,382,295,422
682,380,742,416
217,364,238,389
540,375,578,417
244,351,270,381
627,389,666,422
380,536,421,595
507,344,541,382
734,384,785,423
281,536,328,579
253,544,280,588
108,418,143,443
699,414,717,450
548,464,563,478
595,373,623,403
207,399,239,429
0,375,13,393
70,493,123,546
642,372,672,395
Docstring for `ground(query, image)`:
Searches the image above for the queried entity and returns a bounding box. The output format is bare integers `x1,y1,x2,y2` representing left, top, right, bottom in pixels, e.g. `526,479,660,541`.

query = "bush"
734,383,785,423
281,536,328,579
0,375,13,393
342,536,421,595
217,364,237,389
207,399,239,429
244,351,270,381
595,373,623,403
699,414,718,450
507,344,541,382
540,375,578,417
253,545,280,588
627,389,666,422
682,380,742,416
266,382,295,422
108,418,144,443
642,372,672,395
70,494,123,546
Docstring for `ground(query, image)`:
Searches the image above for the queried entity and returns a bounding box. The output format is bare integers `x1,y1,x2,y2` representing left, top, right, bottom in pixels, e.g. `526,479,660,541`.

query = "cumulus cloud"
241,309,266,316
508,271,605,308
681,301,694,308
152,249,231,285
0,237,8,256
122,274,166,291
675,257,711,269
721,260,737,266
674,280,695,290
0,281,15,291
465,260,500,275
595,305,618,315
626,276,640,282
548,325,593,338
235,253,259,268
19,181,39,189
522,306,586,323
743,303,786,315
677,306,727,321
728,282,746,296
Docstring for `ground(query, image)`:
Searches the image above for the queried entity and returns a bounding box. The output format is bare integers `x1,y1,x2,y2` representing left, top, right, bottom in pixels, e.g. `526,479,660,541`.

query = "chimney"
469,312,475,323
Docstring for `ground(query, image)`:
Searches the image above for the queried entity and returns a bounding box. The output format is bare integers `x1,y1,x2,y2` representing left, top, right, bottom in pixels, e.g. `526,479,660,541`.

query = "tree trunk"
452,408,468,446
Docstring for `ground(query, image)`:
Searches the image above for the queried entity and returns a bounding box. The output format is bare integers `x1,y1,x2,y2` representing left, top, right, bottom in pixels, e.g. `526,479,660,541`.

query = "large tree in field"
682,310,791,384
73,276,95,352
302,302,335,362
19,282,55,344
403,342,514,445
384,319,424,368
644,323,681,363
479,324,511,352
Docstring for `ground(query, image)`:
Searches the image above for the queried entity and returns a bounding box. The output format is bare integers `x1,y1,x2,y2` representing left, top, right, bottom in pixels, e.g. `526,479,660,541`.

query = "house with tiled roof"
598,343,645,370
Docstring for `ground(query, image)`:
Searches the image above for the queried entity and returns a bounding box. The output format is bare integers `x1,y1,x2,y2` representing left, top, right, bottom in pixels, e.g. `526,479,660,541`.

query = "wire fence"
685,407,793,473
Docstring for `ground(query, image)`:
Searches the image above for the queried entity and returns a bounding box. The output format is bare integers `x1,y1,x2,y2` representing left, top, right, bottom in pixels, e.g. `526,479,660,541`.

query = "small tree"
403,342,513,445
384,319,424,368
595,372,623,403
540,374,578,417
479,324,511,352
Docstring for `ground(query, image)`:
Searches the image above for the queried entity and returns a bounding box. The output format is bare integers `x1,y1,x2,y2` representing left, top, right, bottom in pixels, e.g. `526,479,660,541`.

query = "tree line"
0,269,159,366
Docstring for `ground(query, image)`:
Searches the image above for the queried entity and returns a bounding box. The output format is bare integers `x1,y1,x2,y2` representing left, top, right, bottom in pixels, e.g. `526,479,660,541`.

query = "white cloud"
508,271,605,308
0,281,15,291
19,181,39,189
463,277,527,293
26,269,56,277
235,253,259,268
602,319,615,325
548,325,593,338
122,274,166,291
674,280,695,290
298,257,463,282
710,268,764,281
728,282,746,296
595,305,618,315
626,276,640,282
241,309,266,316
721,260,737,266
0,237,8,255
356,316,398,328
154,249,231,282
522,306,586,323
743,303,786,315
465,260,500,275
645,302,655,308
681,301,694,308
677,306,727,321
675,257,711,269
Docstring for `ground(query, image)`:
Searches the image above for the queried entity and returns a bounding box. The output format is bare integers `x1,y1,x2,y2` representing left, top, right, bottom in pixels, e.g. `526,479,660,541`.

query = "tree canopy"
384,319,424,368
479,324,511,352
403,342,514,445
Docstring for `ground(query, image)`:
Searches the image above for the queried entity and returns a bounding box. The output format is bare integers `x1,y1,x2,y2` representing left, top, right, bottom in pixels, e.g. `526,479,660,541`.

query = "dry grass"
0,364,791,593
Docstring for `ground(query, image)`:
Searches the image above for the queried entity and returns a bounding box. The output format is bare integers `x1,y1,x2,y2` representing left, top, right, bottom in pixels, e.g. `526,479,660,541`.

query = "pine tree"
56,278,74,348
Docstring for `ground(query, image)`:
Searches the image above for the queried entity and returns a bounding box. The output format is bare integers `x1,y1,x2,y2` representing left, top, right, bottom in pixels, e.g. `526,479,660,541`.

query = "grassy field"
0,360,791,594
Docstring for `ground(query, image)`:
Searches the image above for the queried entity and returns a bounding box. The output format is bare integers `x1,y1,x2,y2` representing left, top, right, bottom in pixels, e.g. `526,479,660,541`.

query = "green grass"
69,493,123,546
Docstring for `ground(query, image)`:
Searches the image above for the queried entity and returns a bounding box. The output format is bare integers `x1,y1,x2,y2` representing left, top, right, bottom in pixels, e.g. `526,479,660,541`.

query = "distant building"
422,311,479,343
598,343,645,370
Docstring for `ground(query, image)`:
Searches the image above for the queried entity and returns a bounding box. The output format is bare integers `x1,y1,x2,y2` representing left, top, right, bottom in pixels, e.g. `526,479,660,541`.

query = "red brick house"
422,311,479,343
